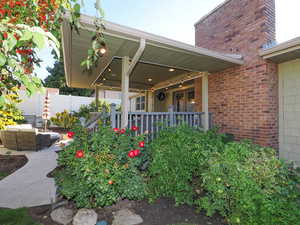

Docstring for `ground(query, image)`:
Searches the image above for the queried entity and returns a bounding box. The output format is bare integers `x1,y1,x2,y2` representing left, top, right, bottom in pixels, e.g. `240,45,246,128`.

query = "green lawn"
0,171,9,180
0,208,41,225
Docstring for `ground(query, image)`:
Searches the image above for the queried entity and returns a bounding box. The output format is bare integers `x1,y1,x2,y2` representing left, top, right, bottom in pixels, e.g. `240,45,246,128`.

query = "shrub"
147,125,227,205
196,141,300,225
0,102,24,130
147,126,300,225
55,125,148,208
50,110,79,129
73,100,111,121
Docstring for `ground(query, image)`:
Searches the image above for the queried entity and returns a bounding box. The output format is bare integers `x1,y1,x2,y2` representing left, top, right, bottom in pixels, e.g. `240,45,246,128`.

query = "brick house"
62,0,300,165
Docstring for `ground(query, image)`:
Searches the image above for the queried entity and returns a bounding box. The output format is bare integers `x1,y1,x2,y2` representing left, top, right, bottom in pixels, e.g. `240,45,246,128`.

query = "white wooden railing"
109,104,212,139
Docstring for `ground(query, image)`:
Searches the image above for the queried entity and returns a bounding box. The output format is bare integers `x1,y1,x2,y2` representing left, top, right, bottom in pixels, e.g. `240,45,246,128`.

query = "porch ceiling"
62,14,244,90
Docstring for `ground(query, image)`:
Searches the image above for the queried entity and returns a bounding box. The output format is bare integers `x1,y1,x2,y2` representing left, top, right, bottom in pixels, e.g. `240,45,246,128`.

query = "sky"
36,0,300,80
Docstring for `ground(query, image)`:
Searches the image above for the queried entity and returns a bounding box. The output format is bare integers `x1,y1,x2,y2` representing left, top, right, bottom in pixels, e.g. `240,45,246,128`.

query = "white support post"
202,72,209,131
121,56,130,128
95,86,99,109
147,91,154,112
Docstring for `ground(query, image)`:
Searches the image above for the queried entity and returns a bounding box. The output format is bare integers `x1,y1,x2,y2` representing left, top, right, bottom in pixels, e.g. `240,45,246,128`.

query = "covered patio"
61,14,243,131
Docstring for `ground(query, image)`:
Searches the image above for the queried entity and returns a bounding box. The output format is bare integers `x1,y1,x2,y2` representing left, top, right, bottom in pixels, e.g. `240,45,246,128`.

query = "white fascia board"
79,14,244,65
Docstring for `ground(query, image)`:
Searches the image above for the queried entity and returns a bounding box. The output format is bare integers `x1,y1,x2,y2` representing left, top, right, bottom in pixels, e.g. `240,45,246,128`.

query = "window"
136,96,145,111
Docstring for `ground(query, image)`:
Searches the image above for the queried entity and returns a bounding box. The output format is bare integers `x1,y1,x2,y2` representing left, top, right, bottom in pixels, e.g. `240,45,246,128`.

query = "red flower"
67,131,75,138
133,149,141,157
9,2,15,8
113,128,119,133
139,141,145,148
131,126,138,131
127,150,135,158
16,1,22,5
3,32,7,39
75,150,84,158
108,180,113,185
120,128,126,134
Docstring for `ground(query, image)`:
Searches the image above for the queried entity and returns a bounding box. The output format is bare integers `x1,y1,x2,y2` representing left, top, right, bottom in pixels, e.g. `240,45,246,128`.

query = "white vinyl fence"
18,91,121,127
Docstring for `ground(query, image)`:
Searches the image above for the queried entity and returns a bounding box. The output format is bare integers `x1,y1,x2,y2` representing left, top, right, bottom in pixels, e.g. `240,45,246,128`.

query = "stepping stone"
112,209,143,225
50,206,74,225
73,208,98,225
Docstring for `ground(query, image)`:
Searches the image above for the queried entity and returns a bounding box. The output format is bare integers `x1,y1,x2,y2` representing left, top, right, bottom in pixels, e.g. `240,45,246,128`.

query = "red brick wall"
194,0,279,148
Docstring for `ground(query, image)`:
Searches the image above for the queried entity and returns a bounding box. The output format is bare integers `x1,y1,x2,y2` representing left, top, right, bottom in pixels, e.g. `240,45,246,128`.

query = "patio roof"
260,37,300,63
62,14,244,90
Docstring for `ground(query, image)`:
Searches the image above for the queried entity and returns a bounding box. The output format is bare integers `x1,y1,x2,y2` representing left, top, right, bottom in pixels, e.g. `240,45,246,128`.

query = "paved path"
0,143,63,209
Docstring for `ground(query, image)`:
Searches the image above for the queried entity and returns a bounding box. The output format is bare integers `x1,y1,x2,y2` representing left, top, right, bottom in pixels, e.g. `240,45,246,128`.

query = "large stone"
50,207,74,225
112,209,143,225
73,208,98,225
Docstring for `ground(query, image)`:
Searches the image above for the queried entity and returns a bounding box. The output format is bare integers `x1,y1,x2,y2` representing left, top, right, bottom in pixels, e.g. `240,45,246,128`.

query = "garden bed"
1,198,226,225
0,155,28,180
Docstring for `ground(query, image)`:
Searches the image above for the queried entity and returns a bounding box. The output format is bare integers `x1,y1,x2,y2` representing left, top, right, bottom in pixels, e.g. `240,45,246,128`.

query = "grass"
0,208,41,225
0,171,8,180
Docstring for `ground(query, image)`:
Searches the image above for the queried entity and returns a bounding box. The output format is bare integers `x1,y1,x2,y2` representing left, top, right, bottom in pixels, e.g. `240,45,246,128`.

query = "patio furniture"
0,128,18,150
0,125,58,151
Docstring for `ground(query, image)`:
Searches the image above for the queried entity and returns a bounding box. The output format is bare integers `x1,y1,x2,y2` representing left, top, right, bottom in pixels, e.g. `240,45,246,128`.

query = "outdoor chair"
0,125,54,151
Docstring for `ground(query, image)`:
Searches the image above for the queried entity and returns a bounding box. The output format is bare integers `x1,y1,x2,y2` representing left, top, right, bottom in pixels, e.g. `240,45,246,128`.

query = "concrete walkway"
0,143,64,209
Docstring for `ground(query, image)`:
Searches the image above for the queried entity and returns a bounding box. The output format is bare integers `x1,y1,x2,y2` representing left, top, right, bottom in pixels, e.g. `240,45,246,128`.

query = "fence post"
110,103,116,128
168,105,175,127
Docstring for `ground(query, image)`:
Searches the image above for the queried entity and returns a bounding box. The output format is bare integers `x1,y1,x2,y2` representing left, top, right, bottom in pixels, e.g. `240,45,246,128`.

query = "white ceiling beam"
151,72,205,91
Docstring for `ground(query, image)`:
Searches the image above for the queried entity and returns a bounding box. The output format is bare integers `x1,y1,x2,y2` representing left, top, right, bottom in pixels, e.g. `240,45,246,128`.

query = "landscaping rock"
73,208,98,225
50,206,74,225
112,209,143,225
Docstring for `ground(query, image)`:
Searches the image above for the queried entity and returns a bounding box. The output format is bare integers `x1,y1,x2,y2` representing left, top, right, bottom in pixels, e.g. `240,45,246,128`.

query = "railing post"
168,105,175,127
110,103,116,128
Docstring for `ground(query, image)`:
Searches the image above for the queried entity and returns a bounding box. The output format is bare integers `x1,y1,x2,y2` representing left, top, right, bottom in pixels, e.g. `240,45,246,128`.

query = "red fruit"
3,32,8,39
67,131,75,138
139,141,145,148
120,128,126,134
133,149,141,157
40,15,46,21
113,128,119,133
75,150,84,158
14,33,19,40
0,9,6,17
108,180,113,185
24,68,31,74
131,126,138,131
128,151,135,158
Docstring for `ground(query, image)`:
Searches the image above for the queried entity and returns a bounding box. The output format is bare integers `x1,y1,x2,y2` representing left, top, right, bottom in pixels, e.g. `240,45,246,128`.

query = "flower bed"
55,125,300,225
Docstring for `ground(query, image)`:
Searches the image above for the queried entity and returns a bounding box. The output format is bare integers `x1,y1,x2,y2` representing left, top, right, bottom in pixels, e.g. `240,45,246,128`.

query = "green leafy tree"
0,0,105,129
44,60,94,96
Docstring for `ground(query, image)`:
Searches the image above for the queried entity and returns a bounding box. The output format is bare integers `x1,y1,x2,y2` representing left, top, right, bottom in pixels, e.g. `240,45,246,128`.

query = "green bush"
147,125,227,205
197,141,300,225
50,110,79,129
73,100,111,121
147,125,300,225
55,125,148,208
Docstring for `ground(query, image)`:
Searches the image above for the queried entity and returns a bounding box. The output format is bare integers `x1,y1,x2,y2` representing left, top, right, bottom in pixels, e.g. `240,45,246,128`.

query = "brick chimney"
194,0,278,149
